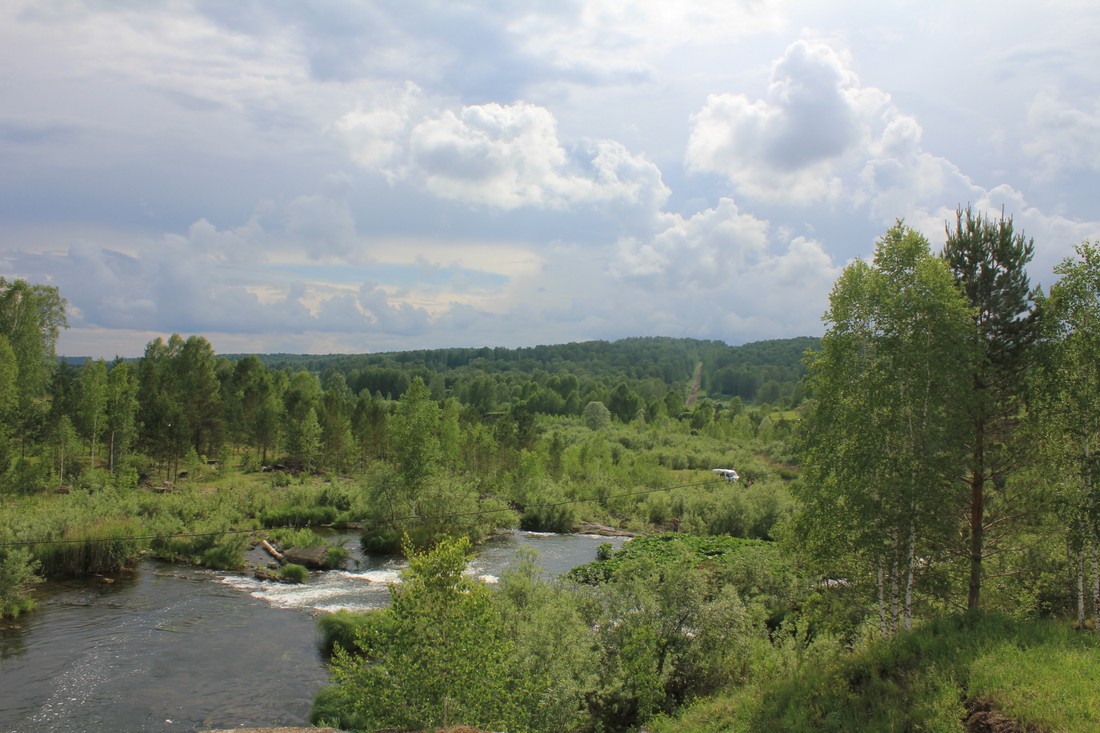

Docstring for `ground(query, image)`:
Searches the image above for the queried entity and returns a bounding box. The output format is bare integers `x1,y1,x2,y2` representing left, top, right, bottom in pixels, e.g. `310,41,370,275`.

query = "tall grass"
969,627,1100,731
652,614,1100,733
35,517,146,576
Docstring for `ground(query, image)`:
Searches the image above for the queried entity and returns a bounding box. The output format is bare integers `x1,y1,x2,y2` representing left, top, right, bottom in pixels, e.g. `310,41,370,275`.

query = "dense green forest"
0,295,809,609
2,209,1100,732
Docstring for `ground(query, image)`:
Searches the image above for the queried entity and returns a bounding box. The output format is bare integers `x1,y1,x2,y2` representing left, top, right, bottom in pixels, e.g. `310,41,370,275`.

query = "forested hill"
226,335,818,405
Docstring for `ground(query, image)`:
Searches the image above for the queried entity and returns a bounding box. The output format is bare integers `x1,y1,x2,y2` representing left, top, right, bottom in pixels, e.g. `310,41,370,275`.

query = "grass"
317,608,375,655
652,613,1100,733
969,631,1100,730
279,563,309,583
0,466,363,577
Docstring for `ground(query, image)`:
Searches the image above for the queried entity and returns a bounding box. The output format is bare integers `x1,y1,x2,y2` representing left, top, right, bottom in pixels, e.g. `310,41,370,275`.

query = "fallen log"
261,540,286,564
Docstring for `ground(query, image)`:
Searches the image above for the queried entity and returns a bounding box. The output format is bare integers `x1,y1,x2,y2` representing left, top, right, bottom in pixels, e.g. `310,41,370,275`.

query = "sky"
2,1,1098,359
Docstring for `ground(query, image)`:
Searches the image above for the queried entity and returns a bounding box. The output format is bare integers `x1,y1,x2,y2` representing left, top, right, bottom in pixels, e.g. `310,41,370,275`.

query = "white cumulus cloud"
611,198,840,338
686,39,889,203
337,97,670,212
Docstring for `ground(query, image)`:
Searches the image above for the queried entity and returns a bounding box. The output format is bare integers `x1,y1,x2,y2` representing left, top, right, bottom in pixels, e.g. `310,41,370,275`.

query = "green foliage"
654,614,1100,733
969,633,1100,731
320,536,778,733
583,400,611,430
0,545,41,618
309,684,366,731
389,376,441,491
943,205,1040,612
1034,240,1100,627
518,480,578,533
105,359,139,473
0,279,67,441
35,516,146,577
574,544,775,731
568,533,772,584
285,406,322,472
200,533,247,570
327,535,523,731
324,543,348,569
76,359,107,462
797,222,973,635
495,549,597,732
317,609,374,656
278,562,309,583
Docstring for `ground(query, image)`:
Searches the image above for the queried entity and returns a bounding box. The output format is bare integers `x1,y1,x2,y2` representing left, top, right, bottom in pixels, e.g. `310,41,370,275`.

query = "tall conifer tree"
942,205,1039,610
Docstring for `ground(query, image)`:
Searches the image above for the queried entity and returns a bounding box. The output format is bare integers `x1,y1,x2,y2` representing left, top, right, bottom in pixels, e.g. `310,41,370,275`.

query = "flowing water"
0,530,626,733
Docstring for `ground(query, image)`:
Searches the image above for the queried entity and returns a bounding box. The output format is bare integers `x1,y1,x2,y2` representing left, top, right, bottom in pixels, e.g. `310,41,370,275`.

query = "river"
0,530,625,733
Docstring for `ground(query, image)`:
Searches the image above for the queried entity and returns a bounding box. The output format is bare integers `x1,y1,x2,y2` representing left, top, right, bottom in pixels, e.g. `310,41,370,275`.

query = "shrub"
325,544,349,569
35,517,145,577
310,685,365,731
519,486,577,533
238,451,260,473
200,533,247,570
260,504,338,528
317,609,374,655
0,547,41,619
360,525,403,555
318,482,354,511
279,563,309,583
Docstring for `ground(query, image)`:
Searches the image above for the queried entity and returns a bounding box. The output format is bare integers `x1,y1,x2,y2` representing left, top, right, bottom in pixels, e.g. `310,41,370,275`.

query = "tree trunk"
968,418,986,611
891,552,901,636
904,522,916,631
877,559,887,639
1077,544,1086,629
1092,539,1099,635
90,414,99,465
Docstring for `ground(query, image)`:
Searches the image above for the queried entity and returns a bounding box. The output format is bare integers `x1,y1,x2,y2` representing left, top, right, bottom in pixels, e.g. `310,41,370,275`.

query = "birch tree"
1036,241,1100,630
0,279,66,458
77,359,108,463
798,223,972,635
105,359,139,474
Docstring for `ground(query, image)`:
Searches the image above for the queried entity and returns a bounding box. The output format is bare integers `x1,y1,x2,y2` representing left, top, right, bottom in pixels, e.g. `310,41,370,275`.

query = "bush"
279,563,309,583
317,609,374,655
318,482,354,511
200,533,247,570
519,486,577,533
260,504,338,528
310,684,365,731
35,517,145,577
325,544,349,569
238,451,260,473
0,547,41,619
360,525,403,555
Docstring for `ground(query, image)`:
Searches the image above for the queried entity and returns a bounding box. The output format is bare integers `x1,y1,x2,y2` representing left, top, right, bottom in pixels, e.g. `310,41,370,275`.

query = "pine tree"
942,205,1039,611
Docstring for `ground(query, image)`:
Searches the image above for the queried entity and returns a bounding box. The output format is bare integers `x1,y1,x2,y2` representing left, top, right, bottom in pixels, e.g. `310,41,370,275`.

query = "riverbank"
205,728,494,733
207,729,343,733
1,530,622,732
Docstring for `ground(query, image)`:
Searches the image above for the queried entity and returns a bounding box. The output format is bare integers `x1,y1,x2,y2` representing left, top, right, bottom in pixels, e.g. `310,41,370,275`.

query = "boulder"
282,545,329,569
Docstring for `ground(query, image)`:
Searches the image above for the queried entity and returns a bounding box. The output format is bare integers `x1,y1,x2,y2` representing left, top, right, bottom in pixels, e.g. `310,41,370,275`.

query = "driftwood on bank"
260,540,286,564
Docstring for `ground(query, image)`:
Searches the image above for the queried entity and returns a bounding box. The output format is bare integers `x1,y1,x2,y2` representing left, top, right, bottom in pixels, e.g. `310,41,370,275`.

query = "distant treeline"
225,335,818,406
12,283,815,495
